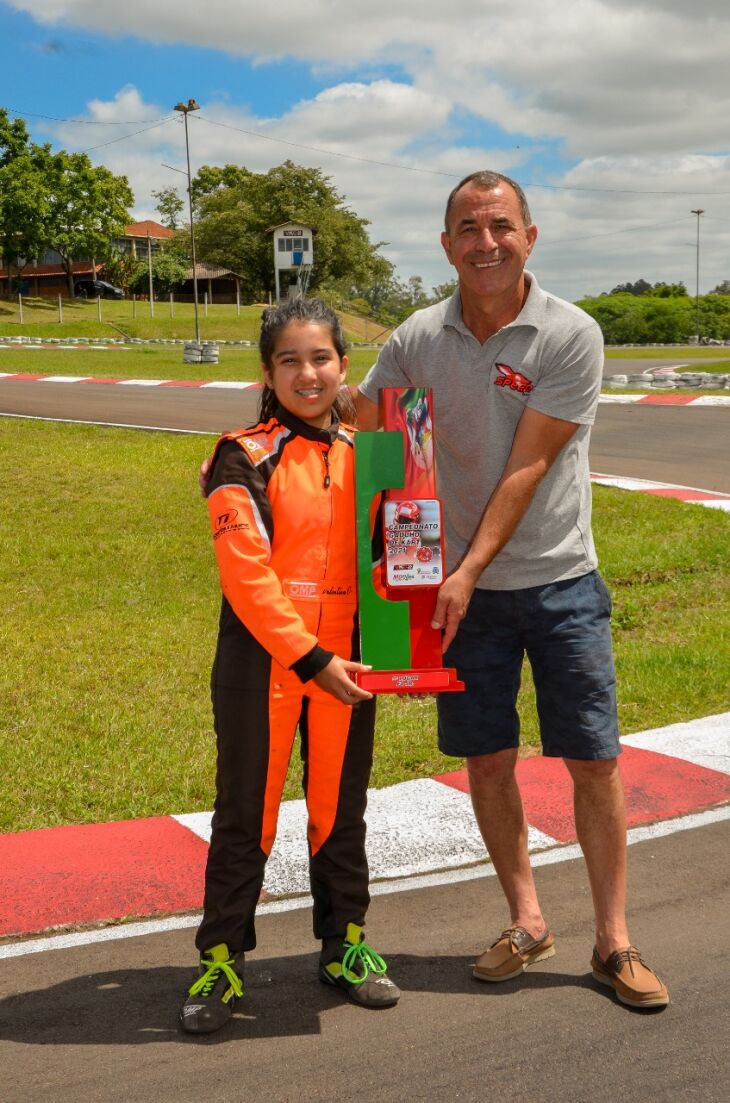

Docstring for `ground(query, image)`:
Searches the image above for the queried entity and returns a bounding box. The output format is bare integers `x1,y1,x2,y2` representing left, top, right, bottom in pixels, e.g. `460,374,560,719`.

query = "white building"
268,221,315,302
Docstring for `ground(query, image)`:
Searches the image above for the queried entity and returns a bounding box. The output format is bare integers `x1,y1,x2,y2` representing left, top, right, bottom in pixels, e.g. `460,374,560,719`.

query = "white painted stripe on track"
200,381,257,389
116,378,168,386
2,804,728,960
595,474,730,507
622,712,730,774
595,469,730,496
0,411,216,434
176,779,558,899
38,375,91,383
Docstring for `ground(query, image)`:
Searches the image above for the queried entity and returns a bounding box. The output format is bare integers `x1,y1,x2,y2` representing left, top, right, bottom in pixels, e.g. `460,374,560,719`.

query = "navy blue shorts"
437,571,620,761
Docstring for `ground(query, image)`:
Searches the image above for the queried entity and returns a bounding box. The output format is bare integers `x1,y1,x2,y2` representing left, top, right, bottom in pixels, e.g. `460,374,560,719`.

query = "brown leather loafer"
473,926,555,983
591,945,669,1008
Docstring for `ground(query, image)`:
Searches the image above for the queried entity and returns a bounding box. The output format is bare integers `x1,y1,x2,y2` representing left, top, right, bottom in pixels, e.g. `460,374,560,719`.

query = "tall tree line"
577,280,730,343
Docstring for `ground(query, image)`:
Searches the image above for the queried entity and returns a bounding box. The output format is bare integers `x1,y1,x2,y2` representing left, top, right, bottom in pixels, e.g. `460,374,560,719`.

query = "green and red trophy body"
353,387,464,695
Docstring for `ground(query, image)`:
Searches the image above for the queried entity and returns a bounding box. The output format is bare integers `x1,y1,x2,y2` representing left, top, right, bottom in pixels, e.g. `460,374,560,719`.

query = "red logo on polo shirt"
494,363,534,394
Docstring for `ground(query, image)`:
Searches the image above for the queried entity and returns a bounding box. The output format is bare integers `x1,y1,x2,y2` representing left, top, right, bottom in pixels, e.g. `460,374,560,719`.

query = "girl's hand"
314,657,374,704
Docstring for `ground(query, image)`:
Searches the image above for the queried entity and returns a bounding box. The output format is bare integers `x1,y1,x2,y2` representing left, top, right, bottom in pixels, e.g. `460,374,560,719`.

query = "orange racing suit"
196,405,375,953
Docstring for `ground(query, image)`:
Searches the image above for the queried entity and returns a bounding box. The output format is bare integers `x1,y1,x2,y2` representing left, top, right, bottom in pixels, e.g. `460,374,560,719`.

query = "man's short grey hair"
444,172,532,231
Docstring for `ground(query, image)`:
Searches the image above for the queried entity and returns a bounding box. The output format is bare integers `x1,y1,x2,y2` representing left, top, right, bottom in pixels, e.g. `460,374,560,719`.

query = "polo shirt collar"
444,269,548,335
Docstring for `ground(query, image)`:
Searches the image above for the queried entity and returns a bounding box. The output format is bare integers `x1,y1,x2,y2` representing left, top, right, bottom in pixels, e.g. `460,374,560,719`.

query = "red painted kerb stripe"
0,817,208,938
637,394,696,405
434,746,730,842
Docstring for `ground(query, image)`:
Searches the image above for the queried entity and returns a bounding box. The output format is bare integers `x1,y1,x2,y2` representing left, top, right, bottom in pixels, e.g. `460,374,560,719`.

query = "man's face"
440,183,537,302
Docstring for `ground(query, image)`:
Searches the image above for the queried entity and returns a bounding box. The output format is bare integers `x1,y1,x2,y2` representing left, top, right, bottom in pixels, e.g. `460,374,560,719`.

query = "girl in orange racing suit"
180,299,400,1035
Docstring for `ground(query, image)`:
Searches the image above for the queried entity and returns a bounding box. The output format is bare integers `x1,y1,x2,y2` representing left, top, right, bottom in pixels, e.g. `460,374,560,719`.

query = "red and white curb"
1,713,728,958
0,371,256,390
1,371,729,404
599,393,730,406
590,473,730,511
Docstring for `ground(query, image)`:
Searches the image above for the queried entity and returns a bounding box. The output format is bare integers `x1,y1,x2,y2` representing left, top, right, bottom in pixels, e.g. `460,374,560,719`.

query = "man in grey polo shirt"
355,171,668,1009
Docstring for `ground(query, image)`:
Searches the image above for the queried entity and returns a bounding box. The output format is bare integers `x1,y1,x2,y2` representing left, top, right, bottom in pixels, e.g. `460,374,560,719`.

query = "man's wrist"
456,557,486,587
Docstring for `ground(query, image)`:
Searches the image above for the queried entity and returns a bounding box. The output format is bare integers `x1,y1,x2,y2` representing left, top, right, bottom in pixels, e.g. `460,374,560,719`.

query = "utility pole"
147,232,154,317
174,98,201,343
691,208,704,341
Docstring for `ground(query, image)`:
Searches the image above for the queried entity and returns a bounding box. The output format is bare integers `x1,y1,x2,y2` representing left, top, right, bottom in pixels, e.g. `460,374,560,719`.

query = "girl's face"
263,320,347,429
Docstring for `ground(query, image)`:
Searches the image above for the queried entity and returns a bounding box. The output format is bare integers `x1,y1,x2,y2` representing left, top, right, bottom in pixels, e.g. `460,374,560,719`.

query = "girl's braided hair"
258,297,355,423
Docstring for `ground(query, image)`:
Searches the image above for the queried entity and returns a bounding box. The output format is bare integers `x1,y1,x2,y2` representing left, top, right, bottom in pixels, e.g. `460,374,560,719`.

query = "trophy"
353,387,464,694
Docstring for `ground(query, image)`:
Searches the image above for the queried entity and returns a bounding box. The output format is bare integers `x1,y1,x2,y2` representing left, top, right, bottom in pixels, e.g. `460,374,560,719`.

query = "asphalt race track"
1,822,728,1103
1,374,729,492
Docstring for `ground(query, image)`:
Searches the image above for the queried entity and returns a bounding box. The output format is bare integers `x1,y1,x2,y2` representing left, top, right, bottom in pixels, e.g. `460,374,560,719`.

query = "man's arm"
350,385,380,430
431,406,579,650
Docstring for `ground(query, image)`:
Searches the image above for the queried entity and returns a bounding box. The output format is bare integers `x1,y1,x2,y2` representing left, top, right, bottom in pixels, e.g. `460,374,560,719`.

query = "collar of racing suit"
274,404,341,445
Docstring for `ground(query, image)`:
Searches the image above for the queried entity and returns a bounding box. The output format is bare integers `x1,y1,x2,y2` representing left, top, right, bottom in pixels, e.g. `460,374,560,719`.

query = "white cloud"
13,1,730,157
18,1,730,299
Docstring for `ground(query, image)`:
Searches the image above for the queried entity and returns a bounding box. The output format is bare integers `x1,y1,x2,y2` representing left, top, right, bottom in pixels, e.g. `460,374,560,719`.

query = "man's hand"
199,454,213,497
351,387,380,430
431,565,478,652
314,656,374,704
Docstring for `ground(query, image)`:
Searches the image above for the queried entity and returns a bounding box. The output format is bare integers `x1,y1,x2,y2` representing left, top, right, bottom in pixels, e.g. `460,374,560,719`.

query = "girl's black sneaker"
179,943,244,1034
319,923,400,1009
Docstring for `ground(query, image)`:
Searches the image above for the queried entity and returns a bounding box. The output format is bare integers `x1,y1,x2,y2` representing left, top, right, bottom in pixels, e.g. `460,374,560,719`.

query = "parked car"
74,279,124,300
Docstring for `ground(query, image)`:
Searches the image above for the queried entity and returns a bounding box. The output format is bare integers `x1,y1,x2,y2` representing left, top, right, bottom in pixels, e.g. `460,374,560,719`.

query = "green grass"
604,346,729,360
0,297,388,345
0,345,379,387
1,419,728,833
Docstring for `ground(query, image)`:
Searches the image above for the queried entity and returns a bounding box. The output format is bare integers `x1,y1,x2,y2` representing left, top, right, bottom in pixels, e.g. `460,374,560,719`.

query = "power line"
80,118,175,153
194,114,458,179
538,215,695,247
6,106,171,125
195,114,730,196
9,103,730,198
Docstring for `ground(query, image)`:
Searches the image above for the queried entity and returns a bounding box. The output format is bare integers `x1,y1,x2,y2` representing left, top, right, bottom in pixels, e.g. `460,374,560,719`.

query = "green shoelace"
340,939,388,986
188,956,243,999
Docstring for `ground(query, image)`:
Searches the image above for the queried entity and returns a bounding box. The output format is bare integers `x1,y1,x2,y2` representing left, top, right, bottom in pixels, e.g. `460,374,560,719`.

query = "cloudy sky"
2,0,729,301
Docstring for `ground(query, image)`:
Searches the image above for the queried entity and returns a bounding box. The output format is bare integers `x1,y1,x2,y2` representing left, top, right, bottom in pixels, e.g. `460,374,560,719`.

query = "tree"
152,186,184,229
609,278,653,296
0,107,31,166
191,160,392,301
576,290,730,343
101,247,145,295
45,151,134,295
431,279,458,301
0,109,53,297
128,250,188,297
710,280,730,295
650,282,688,298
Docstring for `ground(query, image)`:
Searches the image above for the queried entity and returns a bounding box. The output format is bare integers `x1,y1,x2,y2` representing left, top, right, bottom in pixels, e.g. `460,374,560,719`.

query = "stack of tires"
183,341,220,365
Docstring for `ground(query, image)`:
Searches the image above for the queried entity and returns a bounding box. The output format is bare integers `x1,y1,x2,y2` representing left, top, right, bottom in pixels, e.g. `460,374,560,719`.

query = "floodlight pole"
691,208,704,342
174,99,201,344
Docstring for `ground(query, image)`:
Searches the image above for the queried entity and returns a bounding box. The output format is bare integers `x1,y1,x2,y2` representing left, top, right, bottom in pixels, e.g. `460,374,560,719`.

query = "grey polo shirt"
359,272,604,590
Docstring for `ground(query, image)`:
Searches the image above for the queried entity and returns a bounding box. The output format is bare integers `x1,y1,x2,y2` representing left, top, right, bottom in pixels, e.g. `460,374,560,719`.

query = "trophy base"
354,668,465,694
